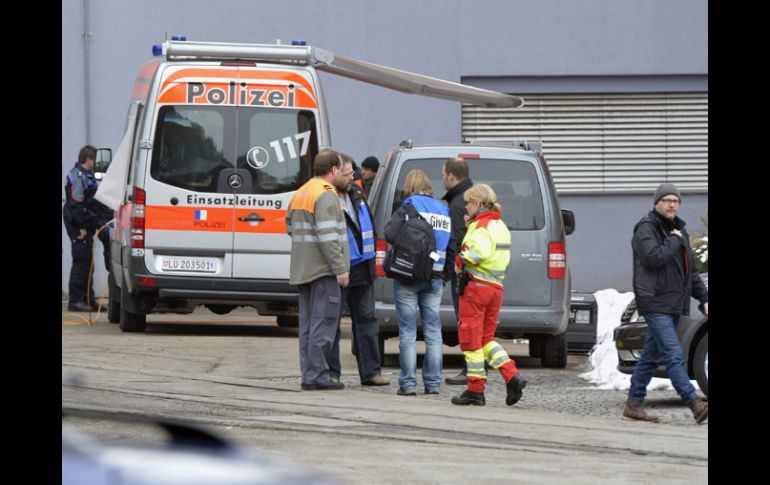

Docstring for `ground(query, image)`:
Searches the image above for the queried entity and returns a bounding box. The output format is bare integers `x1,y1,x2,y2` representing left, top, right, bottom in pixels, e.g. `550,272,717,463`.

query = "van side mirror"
561,209,575,235
94,148,113,180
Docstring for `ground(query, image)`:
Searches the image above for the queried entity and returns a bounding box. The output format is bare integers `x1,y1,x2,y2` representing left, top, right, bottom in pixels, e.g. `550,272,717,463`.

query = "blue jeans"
394,278,444,390
628,313,698,405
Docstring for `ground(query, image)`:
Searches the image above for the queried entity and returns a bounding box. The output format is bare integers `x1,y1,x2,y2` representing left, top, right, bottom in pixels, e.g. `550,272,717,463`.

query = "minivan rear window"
151,105,317,194
396,158,545,230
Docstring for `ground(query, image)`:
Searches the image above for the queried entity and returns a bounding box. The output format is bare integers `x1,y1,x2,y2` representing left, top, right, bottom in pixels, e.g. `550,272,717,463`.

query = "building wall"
61,0,707,295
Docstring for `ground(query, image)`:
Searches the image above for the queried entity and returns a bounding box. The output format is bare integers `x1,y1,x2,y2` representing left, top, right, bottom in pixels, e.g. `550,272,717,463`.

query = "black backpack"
384,204,436,282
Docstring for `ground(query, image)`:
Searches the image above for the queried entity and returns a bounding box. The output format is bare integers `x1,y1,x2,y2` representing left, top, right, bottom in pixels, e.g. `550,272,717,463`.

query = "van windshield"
151,106,318,194
396,158,545,230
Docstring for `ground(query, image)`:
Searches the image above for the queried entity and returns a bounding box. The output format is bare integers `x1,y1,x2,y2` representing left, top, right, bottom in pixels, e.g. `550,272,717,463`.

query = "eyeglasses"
341,171,355,177
659,198,680,205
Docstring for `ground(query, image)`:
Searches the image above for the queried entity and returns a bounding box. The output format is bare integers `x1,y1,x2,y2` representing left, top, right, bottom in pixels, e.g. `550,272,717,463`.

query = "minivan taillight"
548,242,566,279
375,239,387,277
131,187,146,249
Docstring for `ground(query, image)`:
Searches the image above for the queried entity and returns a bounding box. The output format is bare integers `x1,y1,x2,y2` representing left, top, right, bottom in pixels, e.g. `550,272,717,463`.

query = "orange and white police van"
95,38,522,332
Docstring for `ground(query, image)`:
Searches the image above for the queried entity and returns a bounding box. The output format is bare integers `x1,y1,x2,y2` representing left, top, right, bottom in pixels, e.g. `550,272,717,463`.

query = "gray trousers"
297,276,342,385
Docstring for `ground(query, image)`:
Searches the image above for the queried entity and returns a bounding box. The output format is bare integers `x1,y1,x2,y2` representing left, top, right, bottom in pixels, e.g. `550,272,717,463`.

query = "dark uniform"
63,163,99,308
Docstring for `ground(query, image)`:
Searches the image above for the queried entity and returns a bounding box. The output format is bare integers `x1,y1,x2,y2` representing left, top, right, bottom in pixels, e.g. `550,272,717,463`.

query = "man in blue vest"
330,155,389,386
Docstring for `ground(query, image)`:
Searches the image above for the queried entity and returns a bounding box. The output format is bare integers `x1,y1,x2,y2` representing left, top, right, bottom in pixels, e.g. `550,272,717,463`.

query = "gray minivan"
367,140,575,367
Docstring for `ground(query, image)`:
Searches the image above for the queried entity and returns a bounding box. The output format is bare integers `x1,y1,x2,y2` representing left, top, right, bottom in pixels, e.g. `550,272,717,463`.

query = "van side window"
151,106,230,193
396,158,545,230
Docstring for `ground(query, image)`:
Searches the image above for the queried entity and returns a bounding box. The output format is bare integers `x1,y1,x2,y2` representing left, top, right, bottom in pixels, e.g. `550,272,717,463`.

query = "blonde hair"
403,169,434,197
464,183,502,212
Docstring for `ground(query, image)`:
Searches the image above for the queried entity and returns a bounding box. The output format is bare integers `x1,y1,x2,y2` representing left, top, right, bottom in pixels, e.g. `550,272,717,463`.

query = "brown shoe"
689,398,708,423
362,375,390,386
622,400,660,423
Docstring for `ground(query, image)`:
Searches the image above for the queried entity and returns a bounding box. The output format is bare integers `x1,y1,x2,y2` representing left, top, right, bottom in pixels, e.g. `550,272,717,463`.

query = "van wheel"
541,333,567,368
276,315,299,328
119,307,147,332
693,332,708,397
107,271,121,324
206,304,236,315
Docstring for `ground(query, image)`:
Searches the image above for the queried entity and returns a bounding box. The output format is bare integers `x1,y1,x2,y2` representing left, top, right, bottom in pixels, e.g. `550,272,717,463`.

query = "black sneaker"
451,390,485,406
505,374,527,406
445,369,468,385
397,388,417,396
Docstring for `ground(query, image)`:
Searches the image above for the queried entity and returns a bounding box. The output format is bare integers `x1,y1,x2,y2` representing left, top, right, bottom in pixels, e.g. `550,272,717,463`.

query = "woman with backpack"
450,184,527,407
384,169,451,396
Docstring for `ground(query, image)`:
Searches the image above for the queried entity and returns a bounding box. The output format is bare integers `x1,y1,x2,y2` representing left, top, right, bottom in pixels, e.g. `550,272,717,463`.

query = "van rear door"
143,65,319,280
231,67,320,279
390,156,550,306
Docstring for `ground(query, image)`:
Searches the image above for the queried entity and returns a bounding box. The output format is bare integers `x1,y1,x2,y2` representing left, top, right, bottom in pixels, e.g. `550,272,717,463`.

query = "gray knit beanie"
654,183,681,205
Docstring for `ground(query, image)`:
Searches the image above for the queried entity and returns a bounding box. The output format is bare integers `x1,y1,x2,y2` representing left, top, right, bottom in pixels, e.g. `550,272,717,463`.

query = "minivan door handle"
238,213,265,222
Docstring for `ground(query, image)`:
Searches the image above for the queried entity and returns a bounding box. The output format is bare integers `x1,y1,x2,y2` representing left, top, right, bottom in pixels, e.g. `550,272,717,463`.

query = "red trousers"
458,279,518,393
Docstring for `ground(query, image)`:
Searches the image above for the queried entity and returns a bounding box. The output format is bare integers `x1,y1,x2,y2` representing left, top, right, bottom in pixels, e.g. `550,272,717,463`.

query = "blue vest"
403,194,451,273
349,198,376,267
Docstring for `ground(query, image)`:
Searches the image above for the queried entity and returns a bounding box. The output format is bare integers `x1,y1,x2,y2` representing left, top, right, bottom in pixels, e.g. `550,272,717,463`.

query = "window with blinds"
462,93,708,194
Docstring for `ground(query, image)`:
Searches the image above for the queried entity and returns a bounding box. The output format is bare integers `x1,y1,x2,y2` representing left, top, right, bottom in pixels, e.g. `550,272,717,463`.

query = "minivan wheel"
276,315,299,328
442,331,459,347
541,333,567,368
693,332,708,397
529,335,542,358
206,304,236,315
107,271,121,324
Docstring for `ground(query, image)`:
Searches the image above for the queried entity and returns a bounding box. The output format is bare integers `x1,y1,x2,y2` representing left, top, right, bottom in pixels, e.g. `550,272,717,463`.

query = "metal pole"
83,0,91,143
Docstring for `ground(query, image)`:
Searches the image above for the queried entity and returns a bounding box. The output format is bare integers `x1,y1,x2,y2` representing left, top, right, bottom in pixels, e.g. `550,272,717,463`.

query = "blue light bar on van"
152,44,162,56
291,39,307,46
171,35,187,41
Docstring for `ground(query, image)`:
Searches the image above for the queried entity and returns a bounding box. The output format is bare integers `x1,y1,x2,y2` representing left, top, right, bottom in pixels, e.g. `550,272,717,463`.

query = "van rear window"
151,106,317,194
396,158,545,230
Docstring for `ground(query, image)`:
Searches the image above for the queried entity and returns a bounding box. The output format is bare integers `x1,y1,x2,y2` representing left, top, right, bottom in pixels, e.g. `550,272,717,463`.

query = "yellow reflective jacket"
458,210,510,287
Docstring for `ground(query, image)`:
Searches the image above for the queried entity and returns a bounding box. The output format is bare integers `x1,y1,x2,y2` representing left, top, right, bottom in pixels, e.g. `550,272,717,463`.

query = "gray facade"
62,0,707,295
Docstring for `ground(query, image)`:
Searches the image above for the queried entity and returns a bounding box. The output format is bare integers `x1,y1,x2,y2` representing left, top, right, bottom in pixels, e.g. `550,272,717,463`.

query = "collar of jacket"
472,209,502,227
649,209,685,231
442,178,473,203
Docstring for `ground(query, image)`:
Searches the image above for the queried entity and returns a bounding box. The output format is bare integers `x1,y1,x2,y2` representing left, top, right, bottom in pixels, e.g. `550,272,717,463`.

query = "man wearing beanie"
623,182,709,424
360,156,379,197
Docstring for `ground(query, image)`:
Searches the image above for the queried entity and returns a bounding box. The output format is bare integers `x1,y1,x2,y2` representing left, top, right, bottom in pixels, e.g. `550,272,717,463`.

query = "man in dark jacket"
623,183,709,424
440,157,474,385
331,155,389,386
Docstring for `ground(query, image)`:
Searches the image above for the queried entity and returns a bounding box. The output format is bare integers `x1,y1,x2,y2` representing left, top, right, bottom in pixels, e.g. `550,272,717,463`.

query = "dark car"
613,274,708,396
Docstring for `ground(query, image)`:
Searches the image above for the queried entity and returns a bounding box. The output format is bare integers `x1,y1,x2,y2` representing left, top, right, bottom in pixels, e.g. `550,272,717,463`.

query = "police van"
95,38,522,332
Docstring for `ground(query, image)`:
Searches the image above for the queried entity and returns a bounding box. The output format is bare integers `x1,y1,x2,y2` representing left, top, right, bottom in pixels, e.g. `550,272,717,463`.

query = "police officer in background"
63,145,100,312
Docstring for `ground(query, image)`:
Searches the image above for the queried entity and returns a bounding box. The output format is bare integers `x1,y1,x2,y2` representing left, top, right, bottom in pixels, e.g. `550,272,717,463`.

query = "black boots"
451,390,486,406
445,368,468,385
505,374,527,406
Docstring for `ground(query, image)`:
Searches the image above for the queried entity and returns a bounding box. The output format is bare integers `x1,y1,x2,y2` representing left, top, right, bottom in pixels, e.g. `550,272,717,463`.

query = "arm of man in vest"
315,190,349,287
